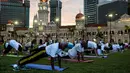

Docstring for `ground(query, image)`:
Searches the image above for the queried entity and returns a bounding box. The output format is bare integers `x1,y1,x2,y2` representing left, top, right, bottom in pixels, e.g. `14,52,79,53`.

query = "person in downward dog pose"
85,40,98,56
2,40,23,56
67,40,86,62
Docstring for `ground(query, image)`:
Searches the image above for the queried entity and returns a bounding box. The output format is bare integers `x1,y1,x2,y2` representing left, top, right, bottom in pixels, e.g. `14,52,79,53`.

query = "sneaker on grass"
13,64,20,71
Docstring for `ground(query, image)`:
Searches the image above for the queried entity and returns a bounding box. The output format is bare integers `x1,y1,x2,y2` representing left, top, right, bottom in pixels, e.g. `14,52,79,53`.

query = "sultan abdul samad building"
44,13,130,43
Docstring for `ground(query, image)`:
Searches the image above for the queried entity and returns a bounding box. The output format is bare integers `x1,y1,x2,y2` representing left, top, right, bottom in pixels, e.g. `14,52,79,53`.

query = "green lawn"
0,50,130,73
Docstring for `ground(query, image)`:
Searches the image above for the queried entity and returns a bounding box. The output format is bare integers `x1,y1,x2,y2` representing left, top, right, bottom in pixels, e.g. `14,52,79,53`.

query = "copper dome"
76,13,84,20
40,0,48,2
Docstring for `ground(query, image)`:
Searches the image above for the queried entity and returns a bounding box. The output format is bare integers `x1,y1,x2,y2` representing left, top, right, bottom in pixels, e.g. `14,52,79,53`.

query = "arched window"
106,31,108,35
121,31,123,34
89,32,91,36
118,31,120,34
103,31,106,35
92,32,95,35
112,31,114,34
124,30,127,34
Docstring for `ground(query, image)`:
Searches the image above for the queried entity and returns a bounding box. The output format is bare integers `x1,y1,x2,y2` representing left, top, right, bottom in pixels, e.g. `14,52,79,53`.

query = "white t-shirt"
87,41,97,49
61,39,64,43
116,44,120,49
112,44,118,51
68,47,77,59
38,43,47,48
25,42,31,47
45,43,62,57
105,43,109,48
68,43,84,59
101,44,105,51
75,43,84,52
9,40,22,51
5,42,9,48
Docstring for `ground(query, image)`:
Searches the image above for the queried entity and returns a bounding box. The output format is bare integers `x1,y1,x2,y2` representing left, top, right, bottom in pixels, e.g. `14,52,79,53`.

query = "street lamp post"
13,21,19,39
108,14,113,43
81,16,85,40
55,18,59,42
106,14,113,43
7,20,19,39
34,20,38,41
106,13,118,43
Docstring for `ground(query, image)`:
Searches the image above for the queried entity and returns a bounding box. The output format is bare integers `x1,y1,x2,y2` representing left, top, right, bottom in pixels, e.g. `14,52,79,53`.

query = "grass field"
0,50,130,73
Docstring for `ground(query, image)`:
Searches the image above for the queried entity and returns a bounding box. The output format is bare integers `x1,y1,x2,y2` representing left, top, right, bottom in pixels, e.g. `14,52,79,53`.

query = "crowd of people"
1,35,130,71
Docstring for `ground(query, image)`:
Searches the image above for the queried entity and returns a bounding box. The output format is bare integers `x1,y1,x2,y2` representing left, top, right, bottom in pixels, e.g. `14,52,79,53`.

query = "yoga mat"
84,55,108,58
48,57,94,63
12,64,67,71
63,59,94,63
1,54,23,57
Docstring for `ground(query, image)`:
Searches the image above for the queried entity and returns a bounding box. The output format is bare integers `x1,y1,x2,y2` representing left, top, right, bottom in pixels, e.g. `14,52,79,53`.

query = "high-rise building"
0,0,30,28
50,0,62,26
98,0,128,24
128,0,130,15
84,0,99,24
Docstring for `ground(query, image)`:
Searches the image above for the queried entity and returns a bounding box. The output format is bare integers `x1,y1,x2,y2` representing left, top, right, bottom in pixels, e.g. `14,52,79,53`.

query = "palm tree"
96,26,104,42
68,28,75,38
125,25,130,41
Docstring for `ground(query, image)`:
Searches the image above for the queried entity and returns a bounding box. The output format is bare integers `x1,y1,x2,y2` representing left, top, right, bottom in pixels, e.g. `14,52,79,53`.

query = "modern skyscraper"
128,0,130,15
24,0,30,28
84,0,99,24
98,0,128,24
50,0,62,26
0,0,30,28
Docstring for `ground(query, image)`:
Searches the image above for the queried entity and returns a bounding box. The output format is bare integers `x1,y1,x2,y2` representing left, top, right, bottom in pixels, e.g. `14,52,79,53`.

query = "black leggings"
18,45,23,52
3,45,13,54
18,48,47,66
4,45,22,54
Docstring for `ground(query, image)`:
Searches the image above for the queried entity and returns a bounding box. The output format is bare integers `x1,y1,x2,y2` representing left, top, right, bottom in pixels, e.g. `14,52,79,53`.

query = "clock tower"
38,0,49,26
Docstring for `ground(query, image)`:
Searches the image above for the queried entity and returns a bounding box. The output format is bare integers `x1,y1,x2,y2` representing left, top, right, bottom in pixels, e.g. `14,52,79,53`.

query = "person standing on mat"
13,41,68,71
2,40,23,56
68,40,86,62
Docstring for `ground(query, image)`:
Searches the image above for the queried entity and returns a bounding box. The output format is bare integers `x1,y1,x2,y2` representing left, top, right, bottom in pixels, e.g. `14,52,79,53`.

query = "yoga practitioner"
68,40,86,61
13,42,68,71
2,40,23,56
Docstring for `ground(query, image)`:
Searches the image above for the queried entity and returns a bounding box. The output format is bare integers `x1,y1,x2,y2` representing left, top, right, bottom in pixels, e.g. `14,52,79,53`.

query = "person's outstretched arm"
58,55,61,68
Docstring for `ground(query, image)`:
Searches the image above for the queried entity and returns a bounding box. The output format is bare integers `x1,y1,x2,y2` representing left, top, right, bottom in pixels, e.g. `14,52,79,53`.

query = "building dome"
75,13,84,20
120,14,130,21
40,0,48,2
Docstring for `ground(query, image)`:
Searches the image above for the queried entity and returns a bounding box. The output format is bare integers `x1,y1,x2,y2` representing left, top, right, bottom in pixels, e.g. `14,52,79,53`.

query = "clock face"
43,6,47,10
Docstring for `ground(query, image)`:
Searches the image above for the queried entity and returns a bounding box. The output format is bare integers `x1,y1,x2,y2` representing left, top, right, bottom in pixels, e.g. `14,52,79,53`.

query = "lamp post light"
34,20,38,23
14,21,19,25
